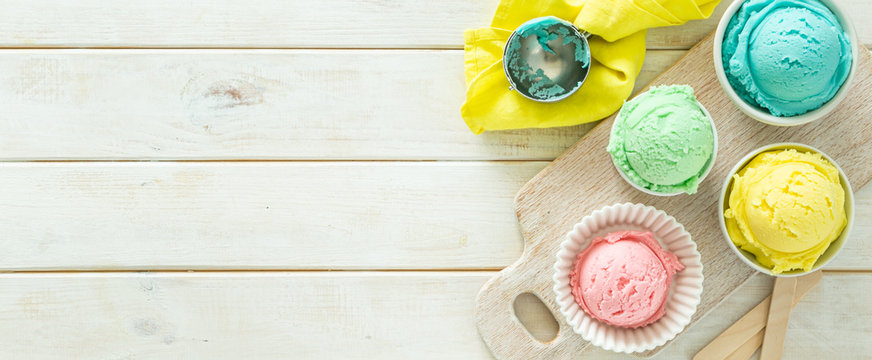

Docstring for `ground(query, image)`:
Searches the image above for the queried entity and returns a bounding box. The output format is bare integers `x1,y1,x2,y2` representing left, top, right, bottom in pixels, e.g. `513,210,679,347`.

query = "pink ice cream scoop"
569,231,684,328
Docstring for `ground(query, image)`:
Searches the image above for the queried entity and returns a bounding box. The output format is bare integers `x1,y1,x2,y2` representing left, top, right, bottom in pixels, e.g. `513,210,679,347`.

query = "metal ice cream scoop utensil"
502,16,591,102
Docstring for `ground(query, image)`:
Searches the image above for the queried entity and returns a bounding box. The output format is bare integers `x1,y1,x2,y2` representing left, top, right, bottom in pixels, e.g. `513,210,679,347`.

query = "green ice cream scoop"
607,85,716,195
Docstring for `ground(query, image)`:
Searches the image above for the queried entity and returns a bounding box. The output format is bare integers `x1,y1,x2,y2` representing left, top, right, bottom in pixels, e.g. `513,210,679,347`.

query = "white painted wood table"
1,1,870,359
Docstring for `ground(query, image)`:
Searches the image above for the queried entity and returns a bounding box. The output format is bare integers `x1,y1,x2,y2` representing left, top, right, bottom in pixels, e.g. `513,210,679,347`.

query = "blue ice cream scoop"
721,0,852,117
502,16,591,102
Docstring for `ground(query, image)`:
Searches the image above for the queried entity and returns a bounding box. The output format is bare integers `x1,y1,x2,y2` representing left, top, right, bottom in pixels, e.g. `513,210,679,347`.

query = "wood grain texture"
0,0,868,49
0,162,542,270
475,34,872,359
0,272,869,360
1,1,871,358
0,0,497,49
0,50,588,161
0,49,696,161
0,272,493,360
0,162,870,271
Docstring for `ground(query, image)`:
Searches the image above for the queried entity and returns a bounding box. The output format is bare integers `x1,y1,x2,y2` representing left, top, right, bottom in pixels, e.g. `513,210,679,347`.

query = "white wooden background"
1,0,870,359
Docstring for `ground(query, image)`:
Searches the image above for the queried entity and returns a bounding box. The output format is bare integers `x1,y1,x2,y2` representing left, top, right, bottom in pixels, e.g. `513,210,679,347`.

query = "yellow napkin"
462,0,721,134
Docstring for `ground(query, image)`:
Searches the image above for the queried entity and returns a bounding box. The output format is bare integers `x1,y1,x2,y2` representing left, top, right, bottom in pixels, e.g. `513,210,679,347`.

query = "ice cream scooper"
502,16,591,102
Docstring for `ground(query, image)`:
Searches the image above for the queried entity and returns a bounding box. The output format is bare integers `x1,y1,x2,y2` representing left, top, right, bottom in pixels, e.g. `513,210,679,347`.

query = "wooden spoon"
694,271,822,360
760,276,797,360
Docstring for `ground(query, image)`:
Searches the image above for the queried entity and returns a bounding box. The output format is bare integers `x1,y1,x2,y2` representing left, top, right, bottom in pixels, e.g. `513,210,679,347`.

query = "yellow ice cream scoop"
724,148,848,274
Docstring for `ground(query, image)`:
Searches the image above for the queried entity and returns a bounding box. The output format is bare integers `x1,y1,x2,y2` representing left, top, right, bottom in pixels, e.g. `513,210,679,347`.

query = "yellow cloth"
462,0,721,134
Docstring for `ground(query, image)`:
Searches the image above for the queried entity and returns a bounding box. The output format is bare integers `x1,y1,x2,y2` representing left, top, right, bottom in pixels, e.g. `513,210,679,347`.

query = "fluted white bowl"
553,203,703,353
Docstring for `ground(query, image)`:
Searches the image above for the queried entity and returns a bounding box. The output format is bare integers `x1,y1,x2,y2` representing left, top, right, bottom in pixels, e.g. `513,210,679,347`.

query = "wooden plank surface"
0,272,868,360
0,272,492,359
477,34,872,359
0,49,859,161
0,0,497,49
0,50,699,161
2,0,871,358
0,49,579,161
0,0,868,49
0,162,537,270
1,162,869,271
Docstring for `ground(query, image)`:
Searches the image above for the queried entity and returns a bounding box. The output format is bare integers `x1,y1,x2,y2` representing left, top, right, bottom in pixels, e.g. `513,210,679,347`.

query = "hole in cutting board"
512,292,559,343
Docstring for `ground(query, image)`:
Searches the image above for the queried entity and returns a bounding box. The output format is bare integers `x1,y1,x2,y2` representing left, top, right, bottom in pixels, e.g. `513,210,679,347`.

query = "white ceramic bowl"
713,0,859,126
610,90,718,196
718,143,855,276
553,203,703,353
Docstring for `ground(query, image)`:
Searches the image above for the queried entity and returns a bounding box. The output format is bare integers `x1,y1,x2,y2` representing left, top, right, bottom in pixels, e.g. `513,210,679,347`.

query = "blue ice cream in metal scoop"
503,16,591,102
721,0,852,117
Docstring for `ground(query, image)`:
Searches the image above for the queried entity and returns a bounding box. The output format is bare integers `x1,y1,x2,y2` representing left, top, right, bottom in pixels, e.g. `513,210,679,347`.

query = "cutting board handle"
475,253,589,359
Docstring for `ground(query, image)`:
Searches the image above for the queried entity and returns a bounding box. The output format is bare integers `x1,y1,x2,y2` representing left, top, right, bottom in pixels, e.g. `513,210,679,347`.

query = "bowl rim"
712,0,860,126
609,86,718,196
717,142,855,277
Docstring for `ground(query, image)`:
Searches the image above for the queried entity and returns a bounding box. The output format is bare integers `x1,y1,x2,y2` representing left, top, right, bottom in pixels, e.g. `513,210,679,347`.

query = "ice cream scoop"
721,0,852,117
608,85,715,195
503,16,591,102
724,149,847,274
569,231,684,328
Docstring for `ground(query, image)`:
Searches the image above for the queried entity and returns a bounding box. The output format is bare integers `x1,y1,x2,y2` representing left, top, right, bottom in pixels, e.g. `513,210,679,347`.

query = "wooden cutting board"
475,32,872,359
